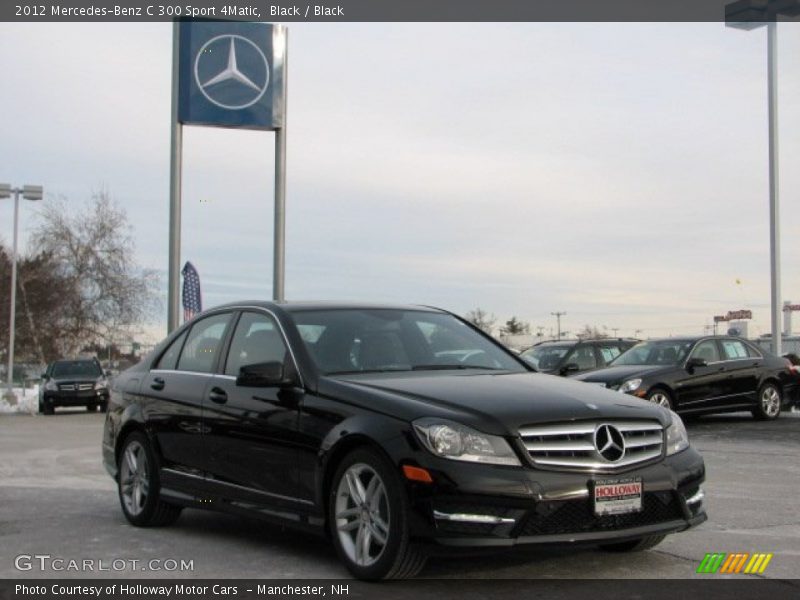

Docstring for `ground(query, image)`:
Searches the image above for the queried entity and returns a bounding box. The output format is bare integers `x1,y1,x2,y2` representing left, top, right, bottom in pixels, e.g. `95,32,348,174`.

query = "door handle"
209,387,228,404
151,377,165,391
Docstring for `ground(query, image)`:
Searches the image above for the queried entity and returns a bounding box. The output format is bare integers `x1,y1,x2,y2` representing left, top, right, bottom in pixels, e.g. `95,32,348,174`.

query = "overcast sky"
1,22,799,342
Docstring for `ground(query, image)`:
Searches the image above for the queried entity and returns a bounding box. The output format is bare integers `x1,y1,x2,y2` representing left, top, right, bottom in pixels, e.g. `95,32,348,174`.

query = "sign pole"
168,20,183,333
273,28,288,302
767,21,781,355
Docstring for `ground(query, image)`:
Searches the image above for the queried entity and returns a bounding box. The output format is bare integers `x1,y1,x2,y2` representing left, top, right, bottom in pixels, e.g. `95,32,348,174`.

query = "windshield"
289,309,527,375
612,341,693,366
51,360,102,378
520,344,572,370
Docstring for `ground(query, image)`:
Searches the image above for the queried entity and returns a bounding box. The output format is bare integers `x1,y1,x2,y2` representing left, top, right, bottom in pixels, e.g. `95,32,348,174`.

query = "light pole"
726,0,800,354
0,183,43,402
551,311,566,340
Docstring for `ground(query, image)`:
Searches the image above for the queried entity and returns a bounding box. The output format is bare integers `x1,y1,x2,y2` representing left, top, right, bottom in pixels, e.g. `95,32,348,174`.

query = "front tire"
646,388,673,410
328,448,426,580
600,534,666,552
41,399,54,415
117,432,182,527
753,382,781,421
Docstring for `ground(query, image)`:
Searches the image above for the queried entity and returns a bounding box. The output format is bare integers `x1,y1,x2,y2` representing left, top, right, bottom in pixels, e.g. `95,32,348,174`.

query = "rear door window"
720,340,750,360
177,313,233,374
155,330,188,370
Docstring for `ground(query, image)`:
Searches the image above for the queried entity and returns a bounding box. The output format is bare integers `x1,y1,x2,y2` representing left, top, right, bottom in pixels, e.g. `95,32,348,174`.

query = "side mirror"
686,357,707,370
236,361,295,388
561,363,580,375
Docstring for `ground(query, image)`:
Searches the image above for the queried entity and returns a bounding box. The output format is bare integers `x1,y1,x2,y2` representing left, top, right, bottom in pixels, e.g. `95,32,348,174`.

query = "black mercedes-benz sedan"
573,336,797,419
102,302,706,580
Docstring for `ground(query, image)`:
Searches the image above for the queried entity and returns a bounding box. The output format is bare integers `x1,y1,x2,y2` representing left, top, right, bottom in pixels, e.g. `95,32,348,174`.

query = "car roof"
209,300,449,314
639,336,749,343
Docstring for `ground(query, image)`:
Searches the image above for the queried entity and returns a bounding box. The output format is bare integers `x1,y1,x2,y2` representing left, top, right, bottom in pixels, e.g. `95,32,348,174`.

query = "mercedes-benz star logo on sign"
194,35,270,110
594,424,626,462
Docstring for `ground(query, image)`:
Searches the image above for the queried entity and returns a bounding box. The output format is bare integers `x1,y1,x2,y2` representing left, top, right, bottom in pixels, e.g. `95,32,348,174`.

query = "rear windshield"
52,361,102,378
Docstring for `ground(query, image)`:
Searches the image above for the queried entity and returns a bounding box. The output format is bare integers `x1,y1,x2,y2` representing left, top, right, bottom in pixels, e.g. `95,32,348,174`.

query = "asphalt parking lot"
1,409,799,580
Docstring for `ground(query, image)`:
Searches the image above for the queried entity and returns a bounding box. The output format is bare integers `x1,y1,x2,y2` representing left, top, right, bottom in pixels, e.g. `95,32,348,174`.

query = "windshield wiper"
327,368,411,375
411,364,501,371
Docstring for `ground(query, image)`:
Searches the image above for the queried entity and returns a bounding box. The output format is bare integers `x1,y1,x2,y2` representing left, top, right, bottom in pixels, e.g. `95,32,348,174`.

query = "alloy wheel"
649,392,671,408
334,463,390,567
119,441,149,517
761,386,780,418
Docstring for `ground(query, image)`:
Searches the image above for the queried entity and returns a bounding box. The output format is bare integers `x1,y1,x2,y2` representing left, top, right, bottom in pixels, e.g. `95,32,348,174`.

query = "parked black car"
40,358,109,414
520,338,638,376
102,302,706,580
573,336,797,419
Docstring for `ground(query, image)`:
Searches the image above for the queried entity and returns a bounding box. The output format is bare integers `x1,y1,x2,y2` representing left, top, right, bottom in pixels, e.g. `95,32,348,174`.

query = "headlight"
665,410,689,455
413,419,521,466
95,378,108,390
44,379,57,391
619,378,642,393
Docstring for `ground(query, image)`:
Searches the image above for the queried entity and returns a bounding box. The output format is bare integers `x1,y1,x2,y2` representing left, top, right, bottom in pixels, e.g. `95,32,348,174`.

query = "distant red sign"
783,304,800,312
714,310,752,322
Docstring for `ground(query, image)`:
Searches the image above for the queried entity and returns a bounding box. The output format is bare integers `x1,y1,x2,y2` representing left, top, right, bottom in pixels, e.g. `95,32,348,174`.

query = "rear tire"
753,382,781,421
328,447,426,580
117,432,182,527
600,534,666,552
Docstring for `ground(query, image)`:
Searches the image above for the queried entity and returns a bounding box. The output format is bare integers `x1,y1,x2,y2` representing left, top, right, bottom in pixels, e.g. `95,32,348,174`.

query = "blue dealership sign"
178,20,285,130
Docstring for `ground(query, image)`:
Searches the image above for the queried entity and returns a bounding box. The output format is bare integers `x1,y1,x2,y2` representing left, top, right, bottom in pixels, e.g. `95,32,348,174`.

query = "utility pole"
551,312,566,340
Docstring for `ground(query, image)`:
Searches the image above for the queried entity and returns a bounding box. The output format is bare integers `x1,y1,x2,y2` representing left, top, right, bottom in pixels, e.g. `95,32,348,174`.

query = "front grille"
519,492,683,536
58,383,93,391
519,420,664,471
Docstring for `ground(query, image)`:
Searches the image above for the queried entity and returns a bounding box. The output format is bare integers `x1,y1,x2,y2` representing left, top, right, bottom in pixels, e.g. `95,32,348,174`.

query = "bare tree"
576,324,608,340
465,308,497,335
29,190,159,358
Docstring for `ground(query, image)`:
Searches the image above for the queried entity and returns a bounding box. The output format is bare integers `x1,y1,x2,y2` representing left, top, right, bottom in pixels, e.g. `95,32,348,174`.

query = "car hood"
319,371,668,436
572,365,671,384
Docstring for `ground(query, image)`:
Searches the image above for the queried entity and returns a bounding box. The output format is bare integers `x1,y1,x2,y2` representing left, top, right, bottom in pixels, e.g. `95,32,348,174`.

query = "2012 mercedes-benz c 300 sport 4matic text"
102,302,706,579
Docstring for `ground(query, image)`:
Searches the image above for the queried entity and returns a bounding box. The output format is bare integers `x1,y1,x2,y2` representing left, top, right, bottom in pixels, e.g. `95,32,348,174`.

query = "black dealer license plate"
593,477,643,516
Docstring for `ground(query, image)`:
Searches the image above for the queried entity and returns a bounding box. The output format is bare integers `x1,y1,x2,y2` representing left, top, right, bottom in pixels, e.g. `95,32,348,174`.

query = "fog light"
685,488,705,507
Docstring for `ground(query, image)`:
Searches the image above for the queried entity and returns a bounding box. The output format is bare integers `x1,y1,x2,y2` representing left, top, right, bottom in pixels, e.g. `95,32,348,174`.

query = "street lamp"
1,183,43,402
726,0,800,354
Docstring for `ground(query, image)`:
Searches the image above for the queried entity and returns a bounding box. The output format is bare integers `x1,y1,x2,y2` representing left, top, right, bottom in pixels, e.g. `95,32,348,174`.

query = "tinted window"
599,345,622,364
156,330,188,370
567,346,597,370
51,360,102,378
225,312,288,376
691,340,721,363
177,313,232,373
521,344,572,370
290,309,525,375
720,339,751,360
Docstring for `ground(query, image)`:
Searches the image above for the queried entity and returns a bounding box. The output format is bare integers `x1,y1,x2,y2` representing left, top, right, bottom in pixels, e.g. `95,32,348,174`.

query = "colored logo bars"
696,552,773,574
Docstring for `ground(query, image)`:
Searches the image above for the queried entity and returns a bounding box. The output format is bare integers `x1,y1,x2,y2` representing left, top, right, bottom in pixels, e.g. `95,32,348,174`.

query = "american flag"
182,261,202,322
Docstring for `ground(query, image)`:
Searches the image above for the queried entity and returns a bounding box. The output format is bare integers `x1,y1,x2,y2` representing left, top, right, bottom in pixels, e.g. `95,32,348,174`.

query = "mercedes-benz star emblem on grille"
194,34,270,110
594,424,626,462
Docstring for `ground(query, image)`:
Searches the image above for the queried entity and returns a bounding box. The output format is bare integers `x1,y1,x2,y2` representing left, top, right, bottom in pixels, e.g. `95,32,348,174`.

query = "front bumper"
42,390,109,407
393,441,706,548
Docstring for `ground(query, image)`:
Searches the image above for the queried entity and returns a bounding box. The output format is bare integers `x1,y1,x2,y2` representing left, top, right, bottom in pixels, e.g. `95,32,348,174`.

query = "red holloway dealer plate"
593,477,643,516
